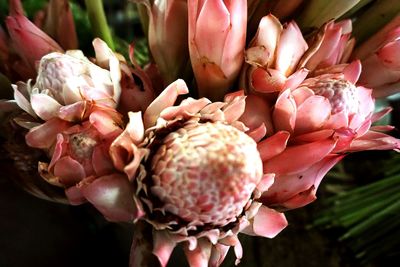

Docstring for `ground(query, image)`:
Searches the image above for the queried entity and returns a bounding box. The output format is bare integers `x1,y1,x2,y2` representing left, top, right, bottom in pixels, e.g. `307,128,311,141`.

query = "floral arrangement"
1,0,400,266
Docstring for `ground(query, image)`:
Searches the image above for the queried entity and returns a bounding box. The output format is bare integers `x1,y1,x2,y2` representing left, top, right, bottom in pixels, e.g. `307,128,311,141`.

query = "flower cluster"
1,0,400,267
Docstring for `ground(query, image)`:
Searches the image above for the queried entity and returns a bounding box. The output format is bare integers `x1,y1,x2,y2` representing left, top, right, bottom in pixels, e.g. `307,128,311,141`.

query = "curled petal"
144,79,189,128
80,174,140,222
252,206,288,238
26,118,73,149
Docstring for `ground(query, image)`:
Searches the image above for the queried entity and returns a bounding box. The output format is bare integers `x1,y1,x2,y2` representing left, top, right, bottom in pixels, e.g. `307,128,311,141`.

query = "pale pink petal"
80,173,139,222
13,83,36,117
257,131,290,161
251,206,288,238
30,93,62,120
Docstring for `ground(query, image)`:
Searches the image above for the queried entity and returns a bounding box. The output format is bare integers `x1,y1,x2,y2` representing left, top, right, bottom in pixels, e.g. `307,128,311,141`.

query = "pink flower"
235,61,400,210
110,79,287,267
352,16,400,98
188,0,247,101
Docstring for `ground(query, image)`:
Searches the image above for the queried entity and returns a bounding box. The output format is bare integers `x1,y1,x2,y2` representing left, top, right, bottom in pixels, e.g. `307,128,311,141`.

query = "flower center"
310,78,359,115
150,121,263,226
69,133,97,161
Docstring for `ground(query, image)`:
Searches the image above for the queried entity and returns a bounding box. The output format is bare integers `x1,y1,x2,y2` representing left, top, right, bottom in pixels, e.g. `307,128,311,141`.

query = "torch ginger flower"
12,38,121,127
2,0,64,80
188,0,247,101
235,61,400,210
135,0,189,86
110,79,288,266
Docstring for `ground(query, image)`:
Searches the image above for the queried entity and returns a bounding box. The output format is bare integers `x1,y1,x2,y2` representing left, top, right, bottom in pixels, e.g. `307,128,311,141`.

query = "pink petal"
295,95,331,135
272,89,297,133
81,173,140,222
144,79,189,128
257,131,290,161
223,97,246,123
89,110,122,135
58,101,91,122
240,94,274,134
25,118,73,149
251,67,287,93
209,244,230,267
283,68,309,90
377,40,400,69
153,231,176,267
264,138,337,175
183,238,212,267
262,155,344,209
349,130,400,151
54,156,86,186
343,60,361,84
252,205,288,238
248,14,282,67
92,146,114,176
275,21,308,76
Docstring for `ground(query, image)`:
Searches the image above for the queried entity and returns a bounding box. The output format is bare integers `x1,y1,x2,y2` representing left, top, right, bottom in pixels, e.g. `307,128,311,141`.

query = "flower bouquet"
1,0,400,266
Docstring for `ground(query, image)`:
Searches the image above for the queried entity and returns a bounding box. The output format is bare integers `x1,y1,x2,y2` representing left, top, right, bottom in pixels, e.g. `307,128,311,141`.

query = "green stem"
84,0,115,50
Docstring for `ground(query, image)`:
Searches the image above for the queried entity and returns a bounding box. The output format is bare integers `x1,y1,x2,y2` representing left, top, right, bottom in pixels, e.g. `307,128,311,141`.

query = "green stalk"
84,0,115,50
352,0,400,44
338,191,400,227
322,174,400,205
340,199,400,240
